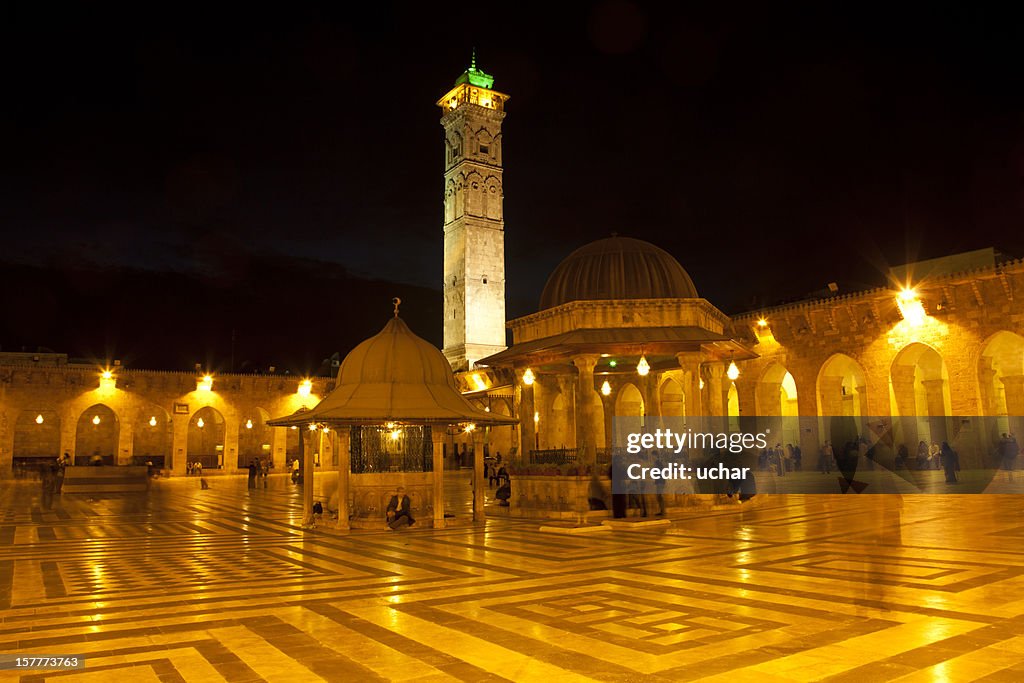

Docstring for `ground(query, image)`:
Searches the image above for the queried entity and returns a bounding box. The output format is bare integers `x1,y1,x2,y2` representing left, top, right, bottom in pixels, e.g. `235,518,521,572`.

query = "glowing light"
322,426,329,433
198,375,213,392
149,416,157,427
464,423,476,433
601,380,612,396
35,414,44,424
92,415,101,425
636,355,650,376
101,370,113,380
308,423,318,431
484,406,490,412
895,288,927,327
297,379,312,398
727,361,740,381
699,379,705,390
533,411,539,424
385,422,397,430
609,360,617,367
522,368,535,386
197,417,205,428
390,429,401,440
290,426,297,430
757,318,768,328
471,373,488,391
245,419,253,429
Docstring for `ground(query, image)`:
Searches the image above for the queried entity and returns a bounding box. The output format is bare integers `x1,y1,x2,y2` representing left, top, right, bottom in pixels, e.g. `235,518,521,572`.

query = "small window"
482,277,488,284
479,144,489,155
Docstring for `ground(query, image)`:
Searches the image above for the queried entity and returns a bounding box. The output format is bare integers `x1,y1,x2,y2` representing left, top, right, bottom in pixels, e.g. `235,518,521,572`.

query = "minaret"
437,51,509,371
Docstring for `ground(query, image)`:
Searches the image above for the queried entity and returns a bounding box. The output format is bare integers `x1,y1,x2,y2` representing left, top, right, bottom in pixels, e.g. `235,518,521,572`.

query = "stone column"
922,378,949,443
676,352,704,421
1001,375,1024,441
817,376,842,418
171,415,188,475
573,354,601,467
336,427,350,531
0,408,14,479
431,426,446,529
517,371,536,463
890,365,919,447
473,430,485,522
117,420,133,466
301,427,314,524
855,385,869,421
978,361,998,417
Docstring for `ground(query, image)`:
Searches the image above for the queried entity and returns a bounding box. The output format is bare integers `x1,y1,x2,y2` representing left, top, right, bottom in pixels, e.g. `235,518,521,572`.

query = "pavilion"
269,301,516,528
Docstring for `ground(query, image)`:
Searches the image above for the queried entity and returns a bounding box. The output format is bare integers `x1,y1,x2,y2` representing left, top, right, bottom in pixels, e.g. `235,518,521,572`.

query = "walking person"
247,459,258,489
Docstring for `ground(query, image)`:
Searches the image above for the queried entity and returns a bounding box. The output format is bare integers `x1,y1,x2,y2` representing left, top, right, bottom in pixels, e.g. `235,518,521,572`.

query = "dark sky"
3,2,1024,369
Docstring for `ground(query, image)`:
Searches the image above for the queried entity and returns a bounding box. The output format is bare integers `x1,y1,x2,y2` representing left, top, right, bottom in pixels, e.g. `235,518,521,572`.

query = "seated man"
386,487,415,529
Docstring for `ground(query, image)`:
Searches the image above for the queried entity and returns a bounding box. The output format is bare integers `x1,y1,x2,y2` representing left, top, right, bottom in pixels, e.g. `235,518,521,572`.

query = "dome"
337,316,456,387
268,315,517,425
539,236,698,310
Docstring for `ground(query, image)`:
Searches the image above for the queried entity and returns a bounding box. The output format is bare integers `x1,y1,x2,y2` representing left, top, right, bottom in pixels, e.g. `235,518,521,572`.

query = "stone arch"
727,384,740,431
817,354,868,418
616,383,644,419
237,407,272,469
978,331,1024,440
13,410,61,469
659,376,685,419
890,342,952,448
188,406,225,470
546,391,574,449
756,363,799,446
483,174,502,220
75,404,119,465
132,406,171,467
465,170,484,217
486,398,515,460
444,178,456,223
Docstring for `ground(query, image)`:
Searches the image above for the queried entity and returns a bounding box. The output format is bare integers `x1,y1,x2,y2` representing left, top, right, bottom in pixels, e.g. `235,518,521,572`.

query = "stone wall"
0,366,331,478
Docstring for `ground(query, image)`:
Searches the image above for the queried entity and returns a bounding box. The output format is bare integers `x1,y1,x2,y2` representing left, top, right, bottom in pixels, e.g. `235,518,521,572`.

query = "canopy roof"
268,314,518,427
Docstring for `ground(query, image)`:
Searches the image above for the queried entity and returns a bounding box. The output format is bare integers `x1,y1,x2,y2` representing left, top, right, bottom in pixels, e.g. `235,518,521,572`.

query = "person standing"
940,442,960,484
247,460,258,489
40,461,57,511
55,452,69,494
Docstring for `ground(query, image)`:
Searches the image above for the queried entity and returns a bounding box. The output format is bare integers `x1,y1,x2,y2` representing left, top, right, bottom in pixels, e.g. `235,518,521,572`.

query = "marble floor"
3,475,1024,682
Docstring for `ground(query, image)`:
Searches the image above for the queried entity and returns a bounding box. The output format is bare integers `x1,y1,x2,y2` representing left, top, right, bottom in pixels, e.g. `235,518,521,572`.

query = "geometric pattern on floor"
3,474,1024,681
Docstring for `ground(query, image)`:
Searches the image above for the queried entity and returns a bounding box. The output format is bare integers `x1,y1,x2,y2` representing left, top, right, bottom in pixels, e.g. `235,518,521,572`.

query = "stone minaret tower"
437,52,509,371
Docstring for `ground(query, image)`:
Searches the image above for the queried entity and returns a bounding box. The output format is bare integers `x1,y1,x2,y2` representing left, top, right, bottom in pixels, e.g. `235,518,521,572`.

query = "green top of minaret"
454,49,495,89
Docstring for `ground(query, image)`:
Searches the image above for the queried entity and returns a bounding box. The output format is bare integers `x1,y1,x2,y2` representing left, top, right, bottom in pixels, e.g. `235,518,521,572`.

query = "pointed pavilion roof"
268,311,517,427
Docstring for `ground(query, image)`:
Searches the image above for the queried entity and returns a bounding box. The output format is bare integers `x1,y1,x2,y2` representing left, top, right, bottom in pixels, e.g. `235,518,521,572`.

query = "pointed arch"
75,404,119,465
188,406,226,470
890,341,951,447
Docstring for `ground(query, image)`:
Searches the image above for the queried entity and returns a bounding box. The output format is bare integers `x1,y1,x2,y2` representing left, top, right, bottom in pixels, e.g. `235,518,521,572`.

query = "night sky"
3,3,1024,371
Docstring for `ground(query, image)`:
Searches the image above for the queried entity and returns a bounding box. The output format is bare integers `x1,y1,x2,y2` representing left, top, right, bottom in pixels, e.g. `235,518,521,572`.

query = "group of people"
185,461,204,476
758,443,802,475
247,458,270,488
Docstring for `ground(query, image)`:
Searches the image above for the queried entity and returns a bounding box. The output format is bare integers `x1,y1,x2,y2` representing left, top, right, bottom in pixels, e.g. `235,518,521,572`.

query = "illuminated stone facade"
438,57,509,371
465,248,1024,471
0,357,331,477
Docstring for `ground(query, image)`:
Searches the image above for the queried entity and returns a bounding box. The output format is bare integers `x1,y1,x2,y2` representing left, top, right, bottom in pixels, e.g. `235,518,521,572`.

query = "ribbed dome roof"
338,316,456,387
539,236,698,310
268,315,517,426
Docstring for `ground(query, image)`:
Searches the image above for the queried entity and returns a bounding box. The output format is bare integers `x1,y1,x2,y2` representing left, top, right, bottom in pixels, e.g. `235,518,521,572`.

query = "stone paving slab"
2,476,1024,681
